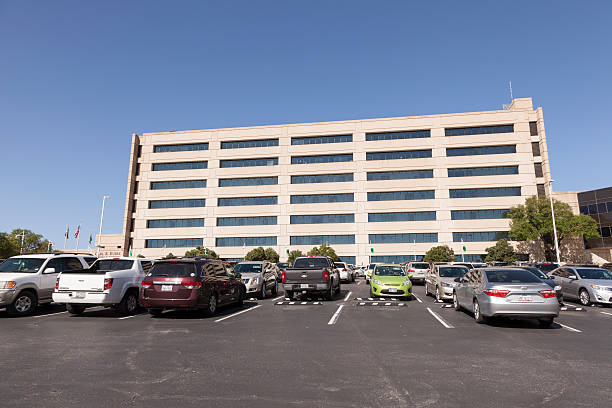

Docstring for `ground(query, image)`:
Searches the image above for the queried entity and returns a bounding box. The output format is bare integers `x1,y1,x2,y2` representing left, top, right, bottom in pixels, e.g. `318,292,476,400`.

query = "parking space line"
327,305,344,325
426,307,454,329
357,280,362,285
600,312,612,316
558,322,582,333
412,294,423,303
32,311,68,318
343,291,352,302
272,295,284,301
214,305,261,323
118,313,145,320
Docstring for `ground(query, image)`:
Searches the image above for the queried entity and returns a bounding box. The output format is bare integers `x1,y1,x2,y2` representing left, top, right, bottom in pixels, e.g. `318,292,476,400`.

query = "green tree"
287,250,304,264
264,247,280,263
162,253,176,259
5,229,51,255
508,195,599,262
307,244,339,261
0,232,19,258
484,239,517,263
184,246,218,259
137,254,145,258
423,245,455,263
244,247,280,262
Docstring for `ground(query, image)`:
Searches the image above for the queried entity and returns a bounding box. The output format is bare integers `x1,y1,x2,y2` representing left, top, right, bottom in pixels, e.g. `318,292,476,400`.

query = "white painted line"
558,322,582,333
272,295,284,301
398,303,405,306
368,298,373,301
359,302,366,305
357,280,362,285
32,311,68,318
561,307,568,311
301,302,307,305
372,302,379,306
412,294,423,303
575,308,583,311
427,307,454,328
289,302,295,305
343,291,352,302
600,311,612,316
327,305,344,325
285,298,290,301
385,303,391,306
118,313,145,320
214,305,261,323
276,302,283,305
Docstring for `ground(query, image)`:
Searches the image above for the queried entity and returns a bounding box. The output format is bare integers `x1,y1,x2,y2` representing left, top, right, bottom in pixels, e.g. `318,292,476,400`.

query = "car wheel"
66,304,86,315
326,281,335,301
118,291,139,316
425,282,430,296
579,289,591,306
7,291,37,316
258,283,267,300
207,293,218,315
473,299,487,324
435,287,442,303
148,308,163,317
335,281,341,295
237,288,245,306
453,292,461,311
271,282,278,296
285,290,293,300
538,317,554,328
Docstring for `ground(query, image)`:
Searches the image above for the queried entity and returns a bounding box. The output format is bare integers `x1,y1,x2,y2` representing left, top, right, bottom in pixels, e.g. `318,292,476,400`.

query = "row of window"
580,201,612,216
142,209,508,228
150,180,207,190
153,161,208,171
151,125,518,154
218,176,278,187
144,231,509,248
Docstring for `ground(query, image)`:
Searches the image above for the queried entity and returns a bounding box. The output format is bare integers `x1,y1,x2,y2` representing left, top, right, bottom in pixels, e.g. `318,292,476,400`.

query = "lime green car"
370,264,413,300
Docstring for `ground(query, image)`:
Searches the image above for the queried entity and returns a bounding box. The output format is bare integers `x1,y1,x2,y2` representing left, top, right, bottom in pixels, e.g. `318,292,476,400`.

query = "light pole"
97,195,111,257
14,230,26,254
548,180,561,264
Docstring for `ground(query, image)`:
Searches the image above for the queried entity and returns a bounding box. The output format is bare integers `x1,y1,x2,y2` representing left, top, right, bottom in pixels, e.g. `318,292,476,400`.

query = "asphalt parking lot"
1,279,611,408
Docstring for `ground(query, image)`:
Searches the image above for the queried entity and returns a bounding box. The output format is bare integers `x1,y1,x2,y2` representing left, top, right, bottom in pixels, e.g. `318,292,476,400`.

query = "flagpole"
75,222,81,251
63,226,68,249
97,195,111,257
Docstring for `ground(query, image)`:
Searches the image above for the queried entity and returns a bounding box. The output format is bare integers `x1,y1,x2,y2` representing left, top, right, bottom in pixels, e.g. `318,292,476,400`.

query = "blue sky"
1,0,611,248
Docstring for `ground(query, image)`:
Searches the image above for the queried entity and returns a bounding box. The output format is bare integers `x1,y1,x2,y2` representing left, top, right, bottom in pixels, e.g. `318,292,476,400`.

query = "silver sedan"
453,268,560,327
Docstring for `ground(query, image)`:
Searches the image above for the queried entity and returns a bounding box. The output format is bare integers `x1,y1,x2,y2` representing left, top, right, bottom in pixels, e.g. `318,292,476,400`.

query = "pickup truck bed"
283,257,340,300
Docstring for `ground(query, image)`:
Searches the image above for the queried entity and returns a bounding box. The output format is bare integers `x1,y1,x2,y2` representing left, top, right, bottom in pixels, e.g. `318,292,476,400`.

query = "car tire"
473,299,487,324
435,287,442,303
404,294,413,301
271,282,278,296
335,281,341,295
285,290,293,300
258,283,267,300
7,290,37,317
148,308,163,317
453,292,461,311
538,317,554,328
118,291,139,316
425,282,431,296
237,288,245,306
579,289,591,306
66,304,86,315
326,281,335,301
207,293,218,315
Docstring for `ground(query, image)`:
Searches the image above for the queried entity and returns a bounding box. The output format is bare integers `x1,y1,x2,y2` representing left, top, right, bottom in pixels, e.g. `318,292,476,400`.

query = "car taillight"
426,269,430,273
182,281,202,289
323,269,330,281
483,289,510,298
408,269,415,273
141,280,153,288
282,271,286,283
539,290,557,298
103,278,113,290
55,277,60,290
343,268,347,272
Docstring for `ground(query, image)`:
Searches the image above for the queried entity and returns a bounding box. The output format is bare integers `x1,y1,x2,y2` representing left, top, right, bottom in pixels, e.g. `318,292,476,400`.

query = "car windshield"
412,263,430,269
277,263,288,268
92,260,134,271
235,263,263,273
576,269,612,280
0,258,46,273
439,267,468,278
334,263,345,268
375,266,406,276
473,263,488,268
293,258,328,269
149,263,197,277
485,269,542,283
521,267,548,279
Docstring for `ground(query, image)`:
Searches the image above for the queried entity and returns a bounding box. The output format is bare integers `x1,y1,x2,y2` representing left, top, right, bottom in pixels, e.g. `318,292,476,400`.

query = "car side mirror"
44,268,56,274
454,277,461,283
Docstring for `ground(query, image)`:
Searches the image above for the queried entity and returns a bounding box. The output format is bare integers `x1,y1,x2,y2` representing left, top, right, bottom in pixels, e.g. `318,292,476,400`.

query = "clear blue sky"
1,1,611,248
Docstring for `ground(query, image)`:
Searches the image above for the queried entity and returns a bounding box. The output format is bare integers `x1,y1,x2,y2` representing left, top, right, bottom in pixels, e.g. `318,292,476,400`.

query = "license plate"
388,288,398,293
161,285,173,292
518,296,532,302
300,284,309,289
72,292,85,299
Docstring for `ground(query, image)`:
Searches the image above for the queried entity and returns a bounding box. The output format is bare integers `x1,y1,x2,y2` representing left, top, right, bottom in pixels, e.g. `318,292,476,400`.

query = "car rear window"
485,270,541,283
94,260,134,271
439,267,467,278
536,263,559,272
412,263,430,269
293,258,328,269
149,263,197,277
576,269,612,280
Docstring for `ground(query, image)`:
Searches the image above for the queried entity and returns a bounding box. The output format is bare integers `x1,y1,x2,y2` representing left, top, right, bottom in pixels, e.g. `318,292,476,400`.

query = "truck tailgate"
58,273,106,292
284,269,324,284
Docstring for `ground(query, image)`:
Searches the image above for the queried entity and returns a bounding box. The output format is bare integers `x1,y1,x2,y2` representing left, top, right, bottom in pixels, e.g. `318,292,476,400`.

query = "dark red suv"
140,259,246,316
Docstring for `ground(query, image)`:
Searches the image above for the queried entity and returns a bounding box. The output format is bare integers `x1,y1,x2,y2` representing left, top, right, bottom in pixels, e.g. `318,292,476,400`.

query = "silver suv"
405,262,430,284
425,264,469,302
0,253,94,316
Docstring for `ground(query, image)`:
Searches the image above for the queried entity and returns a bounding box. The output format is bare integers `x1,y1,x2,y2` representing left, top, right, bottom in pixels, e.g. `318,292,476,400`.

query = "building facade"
121,98,552,265
578,186,612,261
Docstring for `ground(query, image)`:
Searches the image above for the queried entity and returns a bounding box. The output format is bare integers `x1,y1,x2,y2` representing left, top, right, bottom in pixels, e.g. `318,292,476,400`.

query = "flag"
65,226,69,239
74,224,80,239
89,234,93,245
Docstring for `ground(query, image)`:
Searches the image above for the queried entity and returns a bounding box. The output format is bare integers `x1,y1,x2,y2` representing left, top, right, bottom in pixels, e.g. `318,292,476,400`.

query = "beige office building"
120,98,551,265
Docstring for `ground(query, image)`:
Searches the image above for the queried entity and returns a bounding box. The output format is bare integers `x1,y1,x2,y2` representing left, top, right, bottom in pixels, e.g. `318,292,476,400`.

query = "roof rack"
53,252,96,256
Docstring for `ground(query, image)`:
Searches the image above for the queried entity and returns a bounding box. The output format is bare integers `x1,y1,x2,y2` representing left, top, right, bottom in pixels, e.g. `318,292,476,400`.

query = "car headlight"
590,284,603,290
440,282,453,288
373,279,381,285
403,280,412,286
0,281,16,289
251,276,260,285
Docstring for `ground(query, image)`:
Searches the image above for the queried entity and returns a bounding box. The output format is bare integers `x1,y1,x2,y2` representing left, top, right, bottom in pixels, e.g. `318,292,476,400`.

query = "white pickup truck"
53,257,153,316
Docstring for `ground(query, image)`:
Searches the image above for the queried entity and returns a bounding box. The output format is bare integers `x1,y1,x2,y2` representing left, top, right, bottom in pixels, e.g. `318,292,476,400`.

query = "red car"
140,259,246,316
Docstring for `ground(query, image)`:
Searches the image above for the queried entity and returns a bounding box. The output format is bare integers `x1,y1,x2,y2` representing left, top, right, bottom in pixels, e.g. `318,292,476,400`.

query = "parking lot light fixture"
548,180,561,264
96,195,111,257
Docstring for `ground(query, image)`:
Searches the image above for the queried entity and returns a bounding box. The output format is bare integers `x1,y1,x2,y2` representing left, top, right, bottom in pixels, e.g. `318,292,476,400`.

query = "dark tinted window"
149,263,197,277
451,209,509,220
576,269,612,280
234,263,264,273
217,216,277,226
93,260,134,271
453,231,508,242
531,142,541,156
149,199,205,209
369,233,438,243
145,238,203,248
445,124,513,136
291,193,353,204
151,180,206,190
154,143,208,152
366,150,432,161
529,121,538,136
291,173,353,184
368,190,435,201
449,187,521,198
63,258,84,271
534,163,544,178
218,177,278,187
519,267,547,279
147,219,204,228
485,269,541,283
535,263,559,272
446,145,516,157
368,211,436,222
291,214,354,224
439,267,468,278
216,237,277,247
84,257,97,266
291,154,352,165
292,258,329,269
411,263,430,269
220,158,278,168
152,162,207,171
537,184,546,196
366,130,430,141
221,139,278,149
448,166,518,177
374,265,405,276
367,170,433,181
290,235,355,245
291,134,352,145
0,258,46,273
218,196,277,206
